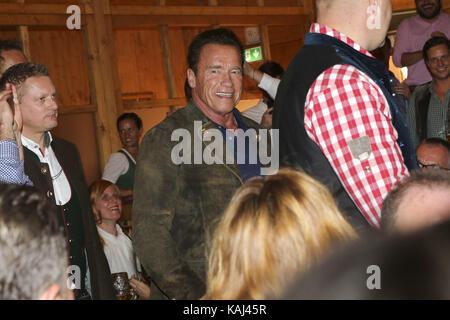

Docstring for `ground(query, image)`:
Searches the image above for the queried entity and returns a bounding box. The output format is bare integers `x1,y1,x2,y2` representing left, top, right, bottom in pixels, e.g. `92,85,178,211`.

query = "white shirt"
242,73,280,124
242,99,268,124
259,73,280,100
21,132,71,205
97,224,138,279
102,148,136,184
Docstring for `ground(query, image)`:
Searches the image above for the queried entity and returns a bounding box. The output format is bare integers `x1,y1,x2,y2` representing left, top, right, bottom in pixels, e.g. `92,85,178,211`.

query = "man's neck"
193,97,238,130
432,77,450,101
22,128,47,154
420,13,440,24
316,17,371,52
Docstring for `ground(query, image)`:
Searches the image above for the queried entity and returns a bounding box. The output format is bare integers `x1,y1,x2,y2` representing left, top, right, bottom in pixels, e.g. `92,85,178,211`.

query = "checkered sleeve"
0,140,33,186
304,65,409,228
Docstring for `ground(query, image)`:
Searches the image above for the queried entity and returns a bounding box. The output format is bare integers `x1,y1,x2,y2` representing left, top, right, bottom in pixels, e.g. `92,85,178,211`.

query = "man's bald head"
315,0,392,52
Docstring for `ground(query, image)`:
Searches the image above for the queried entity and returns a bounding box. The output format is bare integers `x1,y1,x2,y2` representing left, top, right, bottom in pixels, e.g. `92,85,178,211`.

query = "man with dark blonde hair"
0,62,115,300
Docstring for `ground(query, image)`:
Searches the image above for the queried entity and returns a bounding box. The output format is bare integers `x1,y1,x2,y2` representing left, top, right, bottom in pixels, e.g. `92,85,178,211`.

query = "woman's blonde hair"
206,168,357,300
89,179,120,225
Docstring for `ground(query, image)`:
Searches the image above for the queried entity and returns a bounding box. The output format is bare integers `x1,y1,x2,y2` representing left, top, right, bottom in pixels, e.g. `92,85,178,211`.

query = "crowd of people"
0,0,449,300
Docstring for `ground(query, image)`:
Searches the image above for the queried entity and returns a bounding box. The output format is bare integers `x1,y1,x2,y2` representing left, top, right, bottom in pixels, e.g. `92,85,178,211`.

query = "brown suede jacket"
132,101,265,300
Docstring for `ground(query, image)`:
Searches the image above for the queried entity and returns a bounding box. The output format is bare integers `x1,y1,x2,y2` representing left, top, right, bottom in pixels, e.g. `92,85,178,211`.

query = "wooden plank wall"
2,0,444,183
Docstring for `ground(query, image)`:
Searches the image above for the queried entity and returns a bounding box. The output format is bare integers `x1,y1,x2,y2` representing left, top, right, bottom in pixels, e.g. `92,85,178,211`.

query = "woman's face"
118,119,142,150
95,185,122,223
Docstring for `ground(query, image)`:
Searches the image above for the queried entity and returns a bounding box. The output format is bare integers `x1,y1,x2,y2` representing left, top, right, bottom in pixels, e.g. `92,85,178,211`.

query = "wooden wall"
1,0,447,184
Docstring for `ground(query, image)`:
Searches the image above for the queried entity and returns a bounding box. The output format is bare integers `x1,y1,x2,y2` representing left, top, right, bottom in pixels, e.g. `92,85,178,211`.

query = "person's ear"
38,284,60,300
187,68,196,89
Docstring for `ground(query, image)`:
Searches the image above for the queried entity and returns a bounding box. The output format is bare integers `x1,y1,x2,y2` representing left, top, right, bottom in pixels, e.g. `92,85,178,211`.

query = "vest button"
46,190,53,198
41,167,48,174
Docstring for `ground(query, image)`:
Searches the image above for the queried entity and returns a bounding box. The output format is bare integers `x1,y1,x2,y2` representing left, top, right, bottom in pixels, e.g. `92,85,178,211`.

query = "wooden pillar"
257,0,271,61
15,0,31,60
84,0,123,170
157,0,178,112
208,0,220,29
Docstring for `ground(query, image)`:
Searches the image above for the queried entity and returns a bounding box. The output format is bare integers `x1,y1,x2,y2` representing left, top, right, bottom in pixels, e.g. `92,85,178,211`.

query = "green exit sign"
245,46,263,63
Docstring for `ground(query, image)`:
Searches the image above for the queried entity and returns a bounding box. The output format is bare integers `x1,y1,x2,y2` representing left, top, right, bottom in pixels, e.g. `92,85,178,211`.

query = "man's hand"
394,82,411,99
11,85,24,160
431,31,447,39
260,107,273,129
243,61,263,83
0,84,15,141
130,275,151,300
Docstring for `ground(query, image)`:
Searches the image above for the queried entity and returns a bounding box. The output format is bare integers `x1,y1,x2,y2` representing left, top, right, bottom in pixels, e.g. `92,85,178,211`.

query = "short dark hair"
0,184,67,300
423,36,450,61
116,112,143,131
187,28,244,74
0,39,23,54
258,61,284,78
0,40,23,69
418,137,450,153
0,62,49,106
381,170,450,232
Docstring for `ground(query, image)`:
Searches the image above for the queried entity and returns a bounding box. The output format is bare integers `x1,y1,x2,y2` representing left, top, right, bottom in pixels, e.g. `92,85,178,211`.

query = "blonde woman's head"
206,168,357,300
89,179,121,225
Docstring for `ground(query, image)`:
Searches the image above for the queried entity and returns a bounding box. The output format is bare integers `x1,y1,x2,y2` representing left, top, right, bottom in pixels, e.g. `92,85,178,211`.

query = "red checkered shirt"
304,23,409,228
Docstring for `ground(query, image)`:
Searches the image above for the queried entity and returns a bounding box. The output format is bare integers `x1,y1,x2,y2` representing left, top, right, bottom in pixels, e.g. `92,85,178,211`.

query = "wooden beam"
256,0,271,62
123,98,187,110
156,0,178,112
110,6,307,16
0,4,310,27
17,26,31,59
0,3,93,14
58,104,97,115
159,26,178,112
0,14,67,26
112,15,306,27
15,0,31,60
84,0,123,170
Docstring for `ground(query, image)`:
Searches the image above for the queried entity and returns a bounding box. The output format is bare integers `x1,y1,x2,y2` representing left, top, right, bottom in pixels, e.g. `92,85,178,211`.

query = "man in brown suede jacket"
132,28,274,300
